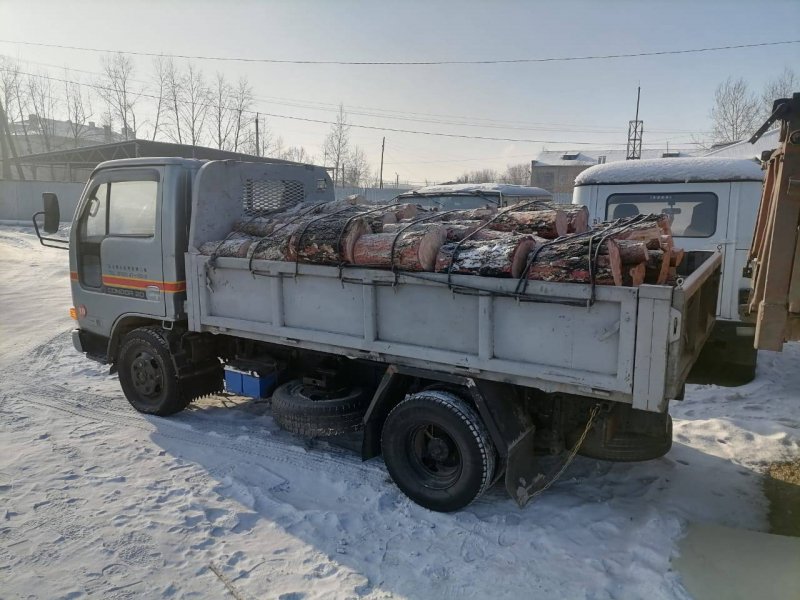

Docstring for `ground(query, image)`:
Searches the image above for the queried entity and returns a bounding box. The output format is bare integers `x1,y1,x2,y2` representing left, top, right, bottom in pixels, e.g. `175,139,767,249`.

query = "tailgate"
666,251,723,398
631,251,721,412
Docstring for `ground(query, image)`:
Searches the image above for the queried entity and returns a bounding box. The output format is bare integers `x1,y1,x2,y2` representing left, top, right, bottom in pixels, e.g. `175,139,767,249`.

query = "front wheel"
381,391,496,512
118,328,221,416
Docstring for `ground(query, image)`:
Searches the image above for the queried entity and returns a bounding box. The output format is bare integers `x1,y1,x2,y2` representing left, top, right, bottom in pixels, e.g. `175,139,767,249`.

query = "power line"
0,38,796,65
1,54,710,136
3,68,676,147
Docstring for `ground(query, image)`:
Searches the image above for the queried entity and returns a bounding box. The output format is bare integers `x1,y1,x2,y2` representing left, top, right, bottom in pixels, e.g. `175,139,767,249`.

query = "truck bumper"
72,328,108,364
72,328,84,353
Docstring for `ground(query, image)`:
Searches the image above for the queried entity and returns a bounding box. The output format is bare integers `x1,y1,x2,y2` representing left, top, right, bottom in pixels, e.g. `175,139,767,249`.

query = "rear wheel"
381,391,496,512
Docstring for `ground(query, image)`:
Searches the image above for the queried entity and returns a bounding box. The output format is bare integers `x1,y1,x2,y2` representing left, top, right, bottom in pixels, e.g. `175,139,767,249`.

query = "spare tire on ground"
568,404,673,462
271,379,369,437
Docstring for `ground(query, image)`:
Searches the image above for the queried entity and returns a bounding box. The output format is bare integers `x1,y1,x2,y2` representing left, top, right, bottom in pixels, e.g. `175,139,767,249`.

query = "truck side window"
108,180,158,237
82,183,109,240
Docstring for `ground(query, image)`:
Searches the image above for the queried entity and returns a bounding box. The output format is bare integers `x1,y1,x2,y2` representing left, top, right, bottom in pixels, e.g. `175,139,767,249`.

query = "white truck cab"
573,157,764,382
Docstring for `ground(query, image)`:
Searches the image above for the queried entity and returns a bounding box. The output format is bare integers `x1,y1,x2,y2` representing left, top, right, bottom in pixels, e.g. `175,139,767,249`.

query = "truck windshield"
402,194,497,210
606,192,719,238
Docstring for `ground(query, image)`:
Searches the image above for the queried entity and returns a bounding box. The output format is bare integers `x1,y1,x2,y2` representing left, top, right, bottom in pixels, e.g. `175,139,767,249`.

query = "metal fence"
0,180,85,222
334,186,413,204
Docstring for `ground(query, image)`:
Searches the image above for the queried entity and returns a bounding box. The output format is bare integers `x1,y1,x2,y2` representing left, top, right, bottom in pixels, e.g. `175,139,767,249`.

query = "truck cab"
572,157,764,381
67,157,333,363
396,182,552,210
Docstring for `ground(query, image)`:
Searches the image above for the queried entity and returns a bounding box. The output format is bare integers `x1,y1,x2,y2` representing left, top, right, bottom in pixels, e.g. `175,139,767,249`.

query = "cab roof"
574,157,764,186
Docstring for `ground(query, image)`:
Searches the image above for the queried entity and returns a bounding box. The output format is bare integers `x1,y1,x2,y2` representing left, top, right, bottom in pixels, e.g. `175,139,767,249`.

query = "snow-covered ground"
1,227,798,600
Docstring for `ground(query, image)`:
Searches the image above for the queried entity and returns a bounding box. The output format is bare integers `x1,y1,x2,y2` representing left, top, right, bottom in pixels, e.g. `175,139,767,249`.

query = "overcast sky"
1,0,798,184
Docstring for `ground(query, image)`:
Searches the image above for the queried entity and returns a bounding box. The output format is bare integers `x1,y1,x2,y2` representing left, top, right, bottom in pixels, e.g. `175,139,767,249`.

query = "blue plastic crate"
224,367,276,398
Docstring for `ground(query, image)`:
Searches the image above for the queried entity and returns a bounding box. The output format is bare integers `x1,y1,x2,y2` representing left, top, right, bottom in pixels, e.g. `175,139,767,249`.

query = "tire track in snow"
11,389,389,487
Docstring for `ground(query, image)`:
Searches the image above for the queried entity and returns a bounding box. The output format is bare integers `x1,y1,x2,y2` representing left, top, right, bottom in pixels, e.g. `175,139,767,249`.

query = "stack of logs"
199,200,684,287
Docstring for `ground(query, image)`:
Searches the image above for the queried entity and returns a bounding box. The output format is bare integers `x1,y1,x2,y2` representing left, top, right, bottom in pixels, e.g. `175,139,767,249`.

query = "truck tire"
381,391,496,512
118,328,187,416
570,412,673,462
118,328,222,416
271,379,368,437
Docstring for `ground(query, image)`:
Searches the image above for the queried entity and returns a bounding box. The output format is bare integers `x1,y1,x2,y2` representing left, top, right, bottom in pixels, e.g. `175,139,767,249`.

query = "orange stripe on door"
101,275,186,293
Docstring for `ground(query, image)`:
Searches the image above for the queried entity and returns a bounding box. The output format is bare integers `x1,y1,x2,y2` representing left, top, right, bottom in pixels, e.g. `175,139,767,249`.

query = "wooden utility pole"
395,172,399,188
379,136,385,189
255,113,260,157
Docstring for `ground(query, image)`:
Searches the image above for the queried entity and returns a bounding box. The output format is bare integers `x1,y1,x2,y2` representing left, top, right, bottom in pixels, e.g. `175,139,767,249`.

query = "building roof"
10,116,125,144
574,157,764,186
400,182,551,197
533,147,698,167
703,128,780,160
12,139,306,167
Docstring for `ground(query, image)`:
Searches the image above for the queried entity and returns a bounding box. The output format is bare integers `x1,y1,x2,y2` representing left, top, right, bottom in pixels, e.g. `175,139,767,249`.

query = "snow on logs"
199,202,684,287
435,234,536,278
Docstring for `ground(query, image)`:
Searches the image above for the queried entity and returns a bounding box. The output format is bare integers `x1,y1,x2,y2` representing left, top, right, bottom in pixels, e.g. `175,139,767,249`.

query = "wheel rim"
407,423,462,490
296,384,352,402
130,349,164,399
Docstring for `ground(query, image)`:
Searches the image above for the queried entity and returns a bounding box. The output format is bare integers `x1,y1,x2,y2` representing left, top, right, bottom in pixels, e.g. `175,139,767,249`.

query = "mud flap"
503,429,539,507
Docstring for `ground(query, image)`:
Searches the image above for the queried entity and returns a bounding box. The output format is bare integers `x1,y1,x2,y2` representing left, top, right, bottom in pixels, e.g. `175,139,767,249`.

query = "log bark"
351,224,446,271
670,247,685,267
644,248,672,285
526,235,619,285
234,217,275,237
487,209,568,239
601,239,649,264
559,205,590,233
435,234,536,278
199,235,254,258
442,220,483,241
627,263,646,287
288,216,370,265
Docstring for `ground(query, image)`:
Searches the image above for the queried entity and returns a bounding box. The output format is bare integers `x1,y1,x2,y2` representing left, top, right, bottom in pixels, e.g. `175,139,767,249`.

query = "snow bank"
575,157,764,186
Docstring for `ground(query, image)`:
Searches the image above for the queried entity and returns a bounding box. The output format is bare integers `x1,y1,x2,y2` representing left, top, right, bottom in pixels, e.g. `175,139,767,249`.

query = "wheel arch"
361,365,535,460
107,314,177,365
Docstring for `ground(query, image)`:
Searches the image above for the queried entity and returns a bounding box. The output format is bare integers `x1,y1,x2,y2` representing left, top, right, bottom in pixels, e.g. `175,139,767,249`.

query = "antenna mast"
626,86,643,160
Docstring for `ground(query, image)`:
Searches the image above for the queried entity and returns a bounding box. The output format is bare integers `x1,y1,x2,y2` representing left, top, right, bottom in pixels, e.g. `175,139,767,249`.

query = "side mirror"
43,193,60,234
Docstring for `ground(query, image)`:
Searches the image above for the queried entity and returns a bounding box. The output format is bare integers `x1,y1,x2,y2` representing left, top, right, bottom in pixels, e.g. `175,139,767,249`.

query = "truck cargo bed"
185,251,721,412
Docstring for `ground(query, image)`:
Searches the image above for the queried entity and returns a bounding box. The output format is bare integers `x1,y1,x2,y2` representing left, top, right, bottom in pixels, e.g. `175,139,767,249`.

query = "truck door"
72,167,166,338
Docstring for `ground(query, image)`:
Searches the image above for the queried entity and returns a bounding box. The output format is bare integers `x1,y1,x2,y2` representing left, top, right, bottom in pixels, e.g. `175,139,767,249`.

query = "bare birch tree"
231,77,253,152
164,57,184,144
710,77,760,144
150,55,168,141
26,73,58,151
322,104,350,186
281,145,314,163
343,146,370,186
97,53,139,139
760,67,797,123
501,162,531,185
209,73,235,150
63,73,93,148
0,58,34,154
180,62,210,146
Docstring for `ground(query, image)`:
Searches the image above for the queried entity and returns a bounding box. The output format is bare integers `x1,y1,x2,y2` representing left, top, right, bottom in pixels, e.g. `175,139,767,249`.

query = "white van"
396,183,552,210
573,157,764,382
